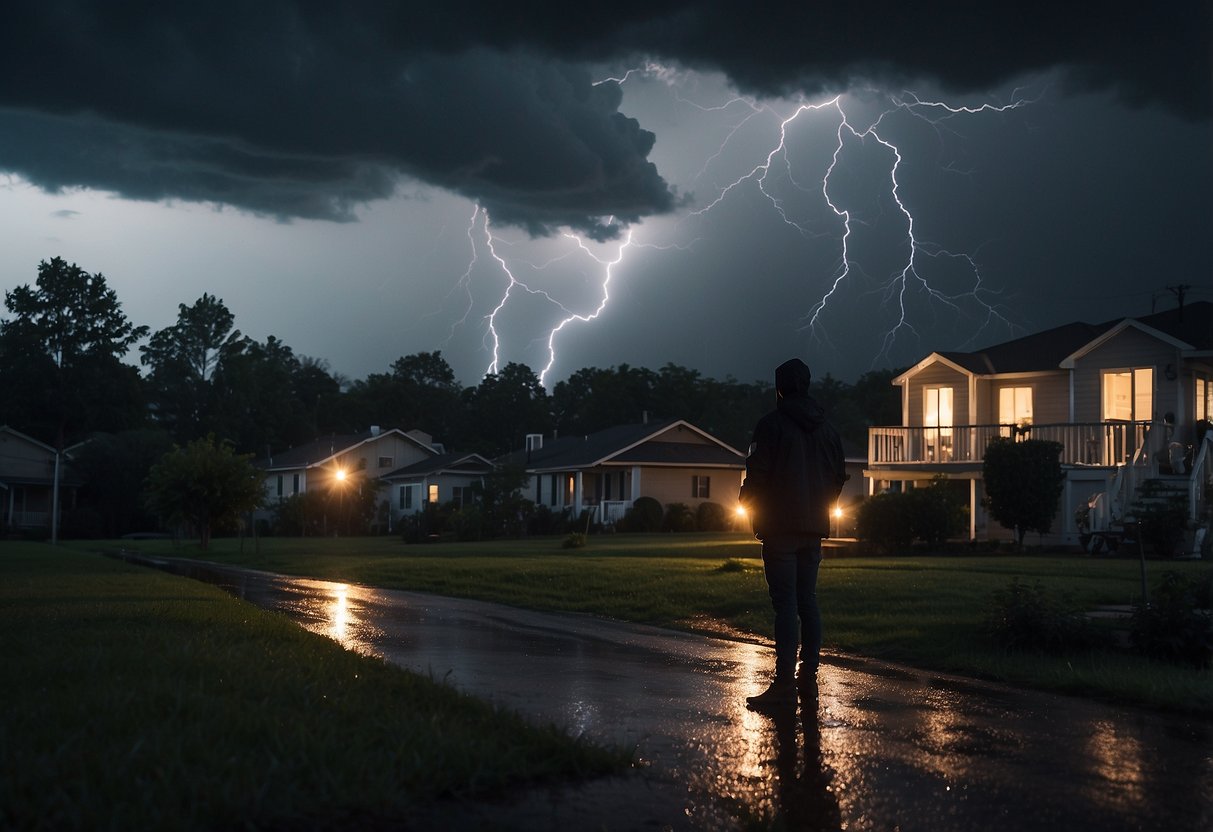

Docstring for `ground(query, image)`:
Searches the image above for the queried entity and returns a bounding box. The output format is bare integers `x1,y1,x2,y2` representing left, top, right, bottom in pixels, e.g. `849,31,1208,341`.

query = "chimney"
526,434,543,452
370,425,381,437
642,410,649,425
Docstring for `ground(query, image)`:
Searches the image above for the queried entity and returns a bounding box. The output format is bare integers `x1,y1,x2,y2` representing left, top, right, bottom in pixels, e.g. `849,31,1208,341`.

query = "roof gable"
498,419,744,471
260,428,436,470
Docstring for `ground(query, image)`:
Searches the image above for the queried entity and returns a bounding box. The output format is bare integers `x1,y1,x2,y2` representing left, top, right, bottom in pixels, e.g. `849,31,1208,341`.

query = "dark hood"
775,358,824,433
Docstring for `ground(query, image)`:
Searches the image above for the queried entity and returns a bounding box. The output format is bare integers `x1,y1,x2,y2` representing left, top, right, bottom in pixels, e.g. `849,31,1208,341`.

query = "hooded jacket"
738,358,847,539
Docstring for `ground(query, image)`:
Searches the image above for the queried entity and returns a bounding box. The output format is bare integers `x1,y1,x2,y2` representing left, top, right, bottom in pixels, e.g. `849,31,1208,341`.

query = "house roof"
381,452,494,480
497,419,744,472
902,301,1212,378
258,428,436,471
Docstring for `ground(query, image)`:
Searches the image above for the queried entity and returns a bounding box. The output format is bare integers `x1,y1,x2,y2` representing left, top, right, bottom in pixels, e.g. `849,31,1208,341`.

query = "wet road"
137,556,1212,831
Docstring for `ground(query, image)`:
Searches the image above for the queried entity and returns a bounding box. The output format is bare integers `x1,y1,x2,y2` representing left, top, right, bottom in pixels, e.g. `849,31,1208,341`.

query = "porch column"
631,466,642,501
574,471,583,512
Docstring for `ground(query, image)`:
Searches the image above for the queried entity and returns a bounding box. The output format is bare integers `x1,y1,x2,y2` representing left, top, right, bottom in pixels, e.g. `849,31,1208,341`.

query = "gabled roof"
900,301,1212,378
381,452,494,480
497,419,744,472
259,428,436,471
0,425,57,455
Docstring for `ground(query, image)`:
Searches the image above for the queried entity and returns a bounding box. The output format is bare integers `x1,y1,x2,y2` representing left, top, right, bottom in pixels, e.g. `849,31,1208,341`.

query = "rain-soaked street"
129,555,1212,831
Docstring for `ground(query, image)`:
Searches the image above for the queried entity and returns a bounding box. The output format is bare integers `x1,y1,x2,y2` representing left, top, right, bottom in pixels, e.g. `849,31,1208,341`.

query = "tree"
982,438,1065,550
145,435,265,549
463,362,550,455
70,428,174,537
0,257,148,444
140,293,245,442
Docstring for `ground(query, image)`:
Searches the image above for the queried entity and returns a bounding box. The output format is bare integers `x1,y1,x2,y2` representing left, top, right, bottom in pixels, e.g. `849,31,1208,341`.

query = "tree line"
2,257,902,457
2,257,901,536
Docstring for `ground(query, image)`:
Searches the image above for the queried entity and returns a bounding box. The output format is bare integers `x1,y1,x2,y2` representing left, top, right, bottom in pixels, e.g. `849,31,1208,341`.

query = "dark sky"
2,1,1210,385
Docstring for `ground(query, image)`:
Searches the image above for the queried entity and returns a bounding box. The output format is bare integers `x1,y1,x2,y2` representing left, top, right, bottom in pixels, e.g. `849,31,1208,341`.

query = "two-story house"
866,302,1213,547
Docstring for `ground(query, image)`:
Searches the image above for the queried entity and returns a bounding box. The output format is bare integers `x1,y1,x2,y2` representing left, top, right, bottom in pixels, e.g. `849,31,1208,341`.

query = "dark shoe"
746,679,796,709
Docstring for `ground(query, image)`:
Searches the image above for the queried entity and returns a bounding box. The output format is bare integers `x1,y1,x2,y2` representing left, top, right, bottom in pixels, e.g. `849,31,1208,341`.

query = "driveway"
136,556,1212,831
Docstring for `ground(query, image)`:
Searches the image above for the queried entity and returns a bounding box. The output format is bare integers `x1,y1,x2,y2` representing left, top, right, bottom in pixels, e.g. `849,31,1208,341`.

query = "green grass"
103,533,1213,713
1,543,625,830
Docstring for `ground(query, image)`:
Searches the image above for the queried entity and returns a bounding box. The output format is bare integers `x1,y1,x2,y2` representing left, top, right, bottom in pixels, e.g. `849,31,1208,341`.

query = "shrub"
561,532,587,549
663,502,695,532
856,492,916,554
1130,571,1213,668
621,496,663,533
448,504,484,541
1131,480,1190,558
985,579,1109,653
695,501,729,532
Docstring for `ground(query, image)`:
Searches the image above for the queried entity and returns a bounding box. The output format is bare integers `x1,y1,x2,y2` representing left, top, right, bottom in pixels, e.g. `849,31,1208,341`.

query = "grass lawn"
0,542,625,830
105,532,1213,714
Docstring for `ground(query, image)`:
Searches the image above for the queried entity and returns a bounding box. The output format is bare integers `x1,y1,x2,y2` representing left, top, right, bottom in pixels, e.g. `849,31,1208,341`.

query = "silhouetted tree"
70,428,174,536
0,257,147,445
464,362,550,456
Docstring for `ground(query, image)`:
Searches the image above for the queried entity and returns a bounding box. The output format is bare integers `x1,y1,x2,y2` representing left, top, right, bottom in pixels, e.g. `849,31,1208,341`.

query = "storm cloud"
1,1,1208,236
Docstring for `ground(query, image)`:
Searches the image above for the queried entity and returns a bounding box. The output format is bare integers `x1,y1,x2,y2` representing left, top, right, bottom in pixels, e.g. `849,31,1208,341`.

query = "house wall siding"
1072,328,1183,424
641,467,743,508
981,372,1070,424
0,433,55,480
905,364,969,427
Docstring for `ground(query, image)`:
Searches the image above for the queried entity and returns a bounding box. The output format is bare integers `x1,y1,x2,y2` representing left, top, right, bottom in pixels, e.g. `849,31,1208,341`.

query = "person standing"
739,358,847,707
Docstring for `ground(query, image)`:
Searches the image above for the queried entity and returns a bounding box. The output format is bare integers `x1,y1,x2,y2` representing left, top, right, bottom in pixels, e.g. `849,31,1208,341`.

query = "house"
380,451,495,525
0,425,80,534
257,427,442,527
866,301,1213,546
496,419,746,525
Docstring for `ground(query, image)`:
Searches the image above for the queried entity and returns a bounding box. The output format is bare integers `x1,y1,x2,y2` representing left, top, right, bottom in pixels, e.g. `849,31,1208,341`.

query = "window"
1102,368,1153,422
378,456,393,469
1197,376,1209,422
692,475,711,499
535,474,543,504
923,386,954,461
276,475,284,498
427,484,439,504
400,485,414,510
292,473,300,494
452,486,475,507
999,387,1033,426
356,457,368,471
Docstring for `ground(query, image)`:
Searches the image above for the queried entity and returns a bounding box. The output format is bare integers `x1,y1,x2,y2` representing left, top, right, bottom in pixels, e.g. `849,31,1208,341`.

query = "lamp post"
832,504,843,539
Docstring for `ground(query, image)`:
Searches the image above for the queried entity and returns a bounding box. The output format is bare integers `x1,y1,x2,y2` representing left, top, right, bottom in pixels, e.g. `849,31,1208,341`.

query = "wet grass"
0,542,626,830
104,533,1213,714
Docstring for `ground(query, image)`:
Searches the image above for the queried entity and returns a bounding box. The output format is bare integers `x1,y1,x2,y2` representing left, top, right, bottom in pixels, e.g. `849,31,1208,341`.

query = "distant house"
866,302,1213,546
497,419,746,525
0,425,81,533
257,427,442,527
380,451,495,525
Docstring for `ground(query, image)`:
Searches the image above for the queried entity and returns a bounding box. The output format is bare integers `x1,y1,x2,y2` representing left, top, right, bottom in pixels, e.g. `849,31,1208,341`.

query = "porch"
868,421,1151,468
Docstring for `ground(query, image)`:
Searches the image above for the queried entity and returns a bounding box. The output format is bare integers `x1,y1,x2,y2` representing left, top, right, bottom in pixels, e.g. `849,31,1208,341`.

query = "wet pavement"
127,555,1212,831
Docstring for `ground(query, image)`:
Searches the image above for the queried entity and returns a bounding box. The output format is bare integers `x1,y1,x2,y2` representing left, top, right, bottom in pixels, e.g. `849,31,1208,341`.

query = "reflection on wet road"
144,557,1212,831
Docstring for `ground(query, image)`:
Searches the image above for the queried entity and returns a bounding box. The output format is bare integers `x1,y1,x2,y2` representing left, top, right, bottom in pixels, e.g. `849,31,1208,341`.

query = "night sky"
1,2,1209,387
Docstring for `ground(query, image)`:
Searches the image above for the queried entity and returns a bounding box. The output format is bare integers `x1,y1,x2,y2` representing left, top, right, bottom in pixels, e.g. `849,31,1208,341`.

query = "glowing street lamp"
832,504,843,539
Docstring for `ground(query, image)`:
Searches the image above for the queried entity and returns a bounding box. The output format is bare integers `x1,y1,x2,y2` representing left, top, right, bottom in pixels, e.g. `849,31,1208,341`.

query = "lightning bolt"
679,77,1037,366
439,64,1038,386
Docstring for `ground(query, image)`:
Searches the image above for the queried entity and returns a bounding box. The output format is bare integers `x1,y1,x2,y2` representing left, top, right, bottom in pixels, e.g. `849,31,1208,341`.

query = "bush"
448,504,484,541
856,478,966,553
621,496,663,533
695,501,730,532
985,579,1109,653
1130,571,1213,668
1132,480,1190,558
662,502,695,532
561,532,587,549
856,492,916,554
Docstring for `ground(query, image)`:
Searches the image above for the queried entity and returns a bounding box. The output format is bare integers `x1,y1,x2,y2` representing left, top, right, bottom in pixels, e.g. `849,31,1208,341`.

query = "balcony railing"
868,422,1152,467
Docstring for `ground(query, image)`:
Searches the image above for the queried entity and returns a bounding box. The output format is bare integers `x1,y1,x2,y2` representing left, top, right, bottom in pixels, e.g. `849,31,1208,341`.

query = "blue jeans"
761,535,823,681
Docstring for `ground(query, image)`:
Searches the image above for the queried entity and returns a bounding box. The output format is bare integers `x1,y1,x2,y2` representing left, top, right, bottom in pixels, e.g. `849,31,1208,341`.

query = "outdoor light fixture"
735,505,747,518
335,468,347,482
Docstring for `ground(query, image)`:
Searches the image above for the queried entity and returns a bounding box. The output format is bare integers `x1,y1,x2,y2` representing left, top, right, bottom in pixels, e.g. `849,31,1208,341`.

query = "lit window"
427,484,439,503
999,387,1033,425
1102,368,1153,421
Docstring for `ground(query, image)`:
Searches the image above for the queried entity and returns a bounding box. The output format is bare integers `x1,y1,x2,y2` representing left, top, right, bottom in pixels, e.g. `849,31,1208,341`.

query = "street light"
832,504,843,539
